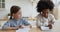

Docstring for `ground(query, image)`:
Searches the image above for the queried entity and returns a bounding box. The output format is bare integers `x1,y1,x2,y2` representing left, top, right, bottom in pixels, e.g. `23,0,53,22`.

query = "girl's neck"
13,18,20,21
41,14,48,18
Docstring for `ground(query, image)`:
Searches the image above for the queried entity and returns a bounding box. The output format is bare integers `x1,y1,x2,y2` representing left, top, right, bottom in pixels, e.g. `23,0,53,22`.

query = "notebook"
41,26,50,31
16,27,30,32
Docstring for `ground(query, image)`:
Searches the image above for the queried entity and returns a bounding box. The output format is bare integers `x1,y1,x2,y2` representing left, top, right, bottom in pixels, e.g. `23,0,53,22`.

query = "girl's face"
13,9,22,19
41,9,50,18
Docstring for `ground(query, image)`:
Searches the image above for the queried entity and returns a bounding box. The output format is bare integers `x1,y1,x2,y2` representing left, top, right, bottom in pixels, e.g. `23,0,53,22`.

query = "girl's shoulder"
48,14,55,18
7,19,15,23
36,14,42,18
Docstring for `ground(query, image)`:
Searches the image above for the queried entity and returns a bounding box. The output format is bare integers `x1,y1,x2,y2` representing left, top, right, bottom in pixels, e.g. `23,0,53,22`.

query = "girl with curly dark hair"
36,0,55,31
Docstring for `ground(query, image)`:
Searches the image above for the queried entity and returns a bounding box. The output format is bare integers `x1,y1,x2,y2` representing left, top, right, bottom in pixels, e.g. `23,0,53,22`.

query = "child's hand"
21,25,32,28
14,26,20,29
9,26,20,30
19,25,24,28
48,21,52,25
48,24,52,29
14,26,24,29
29,25,32,28
48,21,52,29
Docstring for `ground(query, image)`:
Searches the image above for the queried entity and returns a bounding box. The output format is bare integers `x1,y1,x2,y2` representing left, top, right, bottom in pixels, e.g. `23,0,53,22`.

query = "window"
0,0,5,8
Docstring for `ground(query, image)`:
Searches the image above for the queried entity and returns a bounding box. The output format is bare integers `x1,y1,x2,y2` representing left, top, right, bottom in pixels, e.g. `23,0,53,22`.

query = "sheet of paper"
41,26,50,31
16,27,30,32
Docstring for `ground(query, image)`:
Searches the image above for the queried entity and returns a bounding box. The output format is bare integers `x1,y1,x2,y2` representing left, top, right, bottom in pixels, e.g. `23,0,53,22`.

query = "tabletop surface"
0,28,42,32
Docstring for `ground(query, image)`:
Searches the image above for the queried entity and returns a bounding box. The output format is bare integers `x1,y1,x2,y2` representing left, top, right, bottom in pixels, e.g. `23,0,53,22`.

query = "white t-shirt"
36,14,55,27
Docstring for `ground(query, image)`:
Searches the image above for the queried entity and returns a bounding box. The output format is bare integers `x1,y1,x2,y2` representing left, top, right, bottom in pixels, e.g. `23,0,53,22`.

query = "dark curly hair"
37,0,54,13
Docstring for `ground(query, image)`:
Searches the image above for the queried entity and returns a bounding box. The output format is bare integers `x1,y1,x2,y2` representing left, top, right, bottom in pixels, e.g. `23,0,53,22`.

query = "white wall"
52,0,60,19
0,0,38,18
58,6,60,19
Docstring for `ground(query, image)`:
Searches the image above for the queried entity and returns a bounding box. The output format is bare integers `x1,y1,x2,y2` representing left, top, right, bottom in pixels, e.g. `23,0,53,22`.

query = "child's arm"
48,23,52,29
22,19,32,28
21,25,32,28
2,21,20,30
47,14,55,29
4,26,19,30
50,14,55,24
